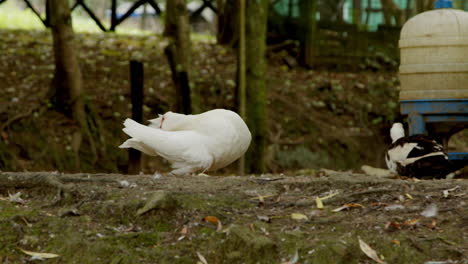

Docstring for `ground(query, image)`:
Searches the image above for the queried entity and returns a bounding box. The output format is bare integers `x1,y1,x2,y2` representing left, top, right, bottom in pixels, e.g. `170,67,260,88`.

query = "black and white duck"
385,123,454,179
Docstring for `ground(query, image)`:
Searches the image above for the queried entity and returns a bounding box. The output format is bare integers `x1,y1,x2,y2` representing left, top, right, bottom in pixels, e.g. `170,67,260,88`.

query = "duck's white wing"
386,142,418,163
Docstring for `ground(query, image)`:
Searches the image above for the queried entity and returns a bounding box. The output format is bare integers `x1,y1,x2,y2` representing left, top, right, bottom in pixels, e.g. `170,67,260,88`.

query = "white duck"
119,109,251,175
385,123,453,178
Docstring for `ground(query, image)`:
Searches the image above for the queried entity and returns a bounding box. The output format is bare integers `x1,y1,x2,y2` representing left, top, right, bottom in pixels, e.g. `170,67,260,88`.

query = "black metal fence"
0,0,216,32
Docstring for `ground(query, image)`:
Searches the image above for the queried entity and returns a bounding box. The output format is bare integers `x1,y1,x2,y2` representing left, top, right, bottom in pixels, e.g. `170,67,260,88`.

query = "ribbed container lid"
398,7,468,100
400,9,468,48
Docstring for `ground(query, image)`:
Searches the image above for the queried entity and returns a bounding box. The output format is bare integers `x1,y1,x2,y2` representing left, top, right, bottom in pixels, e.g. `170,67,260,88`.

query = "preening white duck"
385,123,453,178
119,109,252,175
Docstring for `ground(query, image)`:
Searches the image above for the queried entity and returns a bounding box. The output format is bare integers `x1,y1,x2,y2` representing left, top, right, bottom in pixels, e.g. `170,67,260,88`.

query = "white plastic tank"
398,2,468,100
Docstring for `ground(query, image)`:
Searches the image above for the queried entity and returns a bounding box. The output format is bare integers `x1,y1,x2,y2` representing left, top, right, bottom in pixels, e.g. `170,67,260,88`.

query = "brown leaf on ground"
202,216,220,225
180,226,188,235
358,238,387,264
202,216,223,232
385,221,402,231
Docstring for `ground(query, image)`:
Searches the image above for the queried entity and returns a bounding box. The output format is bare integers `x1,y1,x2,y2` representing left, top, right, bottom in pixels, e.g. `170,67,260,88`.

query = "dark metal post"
44,0,50,26
110,0,117,31
128,60,144,174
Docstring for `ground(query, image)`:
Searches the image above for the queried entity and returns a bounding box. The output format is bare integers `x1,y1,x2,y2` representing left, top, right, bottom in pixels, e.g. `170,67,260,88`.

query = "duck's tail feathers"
119,138,157,156
120,119,163,156
122,118,156,139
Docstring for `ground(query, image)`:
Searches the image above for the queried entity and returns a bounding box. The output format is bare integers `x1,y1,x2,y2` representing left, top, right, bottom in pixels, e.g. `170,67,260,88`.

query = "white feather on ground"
119,109,251,176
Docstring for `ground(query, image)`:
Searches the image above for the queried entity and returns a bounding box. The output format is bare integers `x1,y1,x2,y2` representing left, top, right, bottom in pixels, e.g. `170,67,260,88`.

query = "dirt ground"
0,170,466,263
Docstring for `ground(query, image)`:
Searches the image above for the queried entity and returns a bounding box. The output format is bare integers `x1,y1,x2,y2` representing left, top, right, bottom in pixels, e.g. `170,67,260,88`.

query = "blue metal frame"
400,99,468,162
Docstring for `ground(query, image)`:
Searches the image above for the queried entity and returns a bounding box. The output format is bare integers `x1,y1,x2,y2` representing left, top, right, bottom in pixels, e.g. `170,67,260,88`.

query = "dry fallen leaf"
390,239,400,246
291,213,308,221
202,216,223,232
403,218,420,227
332,203,365,212
358,238,387,264
425,219,437,229
442,186,460,198
18,248,59,259
196,251,208,264
385,221,401,230
203,216,220,225
8,192,26,204
405,193,413,199
315,197,324,209
282,249,299,264
315,191,339,209
180,226,188,235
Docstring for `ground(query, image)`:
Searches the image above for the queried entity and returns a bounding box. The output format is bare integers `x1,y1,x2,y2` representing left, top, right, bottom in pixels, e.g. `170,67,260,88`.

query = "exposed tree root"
0,172,121,205
0,172,117,187
0,104,43,132
0,171,117,200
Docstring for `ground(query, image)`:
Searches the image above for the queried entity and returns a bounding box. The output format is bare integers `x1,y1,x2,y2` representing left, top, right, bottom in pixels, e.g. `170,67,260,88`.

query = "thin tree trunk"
49,0,84,119
245,0,268,173
237,0,246,175
48,0,89,170
164,0,193,114
217,0,239,46
352,0,362,25
299,0,318,67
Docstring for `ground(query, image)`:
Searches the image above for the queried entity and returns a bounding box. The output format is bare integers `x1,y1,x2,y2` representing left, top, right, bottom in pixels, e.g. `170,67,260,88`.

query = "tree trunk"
217,0,239,46
245,0,268,174
299,0,318,67
49,0,84,120
48,0,90,170
237,0,246,175
164,0,193,114
352,0,362,25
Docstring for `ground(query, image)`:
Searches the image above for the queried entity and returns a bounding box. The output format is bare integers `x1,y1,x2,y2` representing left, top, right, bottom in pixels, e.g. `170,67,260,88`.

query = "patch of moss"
177,193,253,211
0,201,43,258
